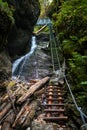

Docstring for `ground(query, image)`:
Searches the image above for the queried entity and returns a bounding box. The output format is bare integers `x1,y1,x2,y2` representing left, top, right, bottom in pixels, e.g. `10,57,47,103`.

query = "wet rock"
6,0,40,59
36,33,49,43
16,46,52,81
32,120,58,130
0,11,12,51
0,51,11,81
0,51,11,91
0,0,40,86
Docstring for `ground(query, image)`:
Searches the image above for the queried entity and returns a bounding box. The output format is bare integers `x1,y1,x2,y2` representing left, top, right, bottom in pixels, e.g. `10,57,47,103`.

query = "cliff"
0,0,40,82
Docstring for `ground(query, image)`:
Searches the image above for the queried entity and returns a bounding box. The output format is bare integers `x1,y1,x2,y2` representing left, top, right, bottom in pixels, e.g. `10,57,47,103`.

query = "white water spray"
12,36,37,79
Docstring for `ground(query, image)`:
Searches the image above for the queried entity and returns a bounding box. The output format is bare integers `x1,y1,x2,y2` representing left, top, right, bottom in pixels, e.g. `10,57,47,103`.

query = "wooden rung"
58,97,63,100
58,93,62,96
44,109,65,112
43,116,68,121
44,103,65,106
46,98,63,101
47,86,60,89
46,94,58,96
45,91,57,93
46,89,61,91
47,86,53,88
58,90,61,92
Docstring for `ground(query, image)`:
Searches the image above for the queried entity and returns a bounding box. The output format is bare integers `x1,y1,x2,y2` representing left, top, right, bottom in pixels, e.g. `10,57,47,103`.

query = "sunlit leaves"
69,36,78,41
0,0,14,24
80,81,87,85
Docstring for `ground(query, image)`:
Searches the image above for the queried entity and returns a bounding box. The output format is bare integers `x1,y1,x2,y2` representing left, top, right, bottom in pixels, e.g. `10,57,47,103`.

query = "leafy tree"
39,0,52,17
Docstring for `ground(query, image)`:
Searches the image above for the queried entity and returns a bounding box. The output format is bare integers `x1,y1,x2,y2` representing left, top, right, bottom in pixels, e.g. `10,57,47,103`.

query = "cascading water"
12,36,37,81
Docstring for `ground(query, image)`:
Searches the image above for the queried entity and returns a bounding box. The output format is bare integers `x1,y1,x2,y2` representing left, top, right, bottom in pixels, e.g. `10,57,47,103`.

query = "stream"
12,36,37,81
12,34,51,82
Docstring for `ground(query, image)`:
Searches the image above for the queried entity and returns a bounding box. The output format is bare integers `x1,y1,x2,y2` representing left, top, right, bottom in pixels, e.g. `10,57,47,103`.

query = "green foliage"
0,0,14,23
80,81,87,85
34,25,49,34
68,52,87,82
62,39,77,56
79,36,87,44
52,0,87,34
48,0,87,112
39,0,52,17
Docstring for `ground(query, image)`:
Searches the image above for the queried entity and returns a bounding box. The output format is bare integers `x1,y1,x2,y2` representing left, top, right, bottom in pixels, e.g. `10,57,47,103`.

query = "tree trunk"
0,103,11,120
1,110,15,130
22,100,40,129
12,101,29,128
17,77,50,104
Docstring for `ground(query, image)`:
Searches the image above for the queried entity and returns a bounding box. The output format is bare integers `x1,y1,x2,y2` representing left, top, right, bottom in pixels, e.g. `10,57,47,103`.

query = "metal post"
30,119,32,130
80,124,87,130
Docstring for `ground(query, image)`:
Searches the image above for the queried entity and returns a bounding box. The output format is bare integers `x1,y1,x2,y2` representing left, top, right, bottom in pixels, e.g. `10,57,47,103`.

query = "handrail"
35,24,47,34
48,21,87,126
49,24,55,72
49,23,61,71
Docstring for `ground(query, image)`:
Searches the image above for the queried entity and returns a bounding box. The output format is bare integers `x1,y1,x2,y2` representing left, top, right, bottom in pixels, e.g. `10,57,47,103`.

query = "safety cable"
48,20,87,126
64,74,87,125
50,39,55,72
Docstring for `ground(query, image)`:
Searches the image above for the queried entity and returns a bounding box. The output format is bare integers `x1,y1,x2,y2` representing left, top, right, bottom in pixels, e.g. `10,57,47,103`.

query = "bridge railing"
36,18,52,26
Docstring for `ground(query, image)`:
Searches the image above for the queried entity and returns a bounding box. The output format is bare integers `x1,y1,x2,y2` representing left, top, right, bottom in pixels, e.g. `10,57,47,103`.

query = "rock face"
0,51,12,82
0,8,12,81
0,0,40,81
13,43,52,81
7,0,40,58
0,11,11,52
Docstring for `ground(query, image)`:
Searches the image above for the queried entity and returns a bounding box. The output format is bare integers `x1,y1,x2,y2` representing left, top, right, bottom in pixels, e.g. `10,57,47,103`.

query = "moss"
0,0,14,23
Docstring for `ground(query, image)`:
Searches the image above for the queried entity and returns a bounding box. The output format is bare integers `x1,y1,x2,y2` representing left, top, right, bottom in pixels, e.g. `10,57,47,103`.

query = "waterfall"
12,36,37,80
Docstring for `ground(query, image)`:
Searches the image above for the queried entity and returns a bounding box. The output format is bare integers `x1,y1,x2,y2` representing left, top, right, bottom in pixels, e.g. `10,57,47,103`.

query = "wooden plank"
12,101,29,128
1,110,15,130
22,100,40,128
17,77,50,104
0,103,11,120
